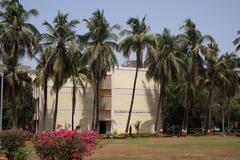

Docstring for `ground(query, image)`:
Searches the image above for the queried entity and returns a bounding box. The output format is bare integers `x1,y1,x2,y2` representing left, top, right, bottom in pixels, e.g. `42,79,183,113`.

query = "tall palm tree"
222,53,240,132
34,45,52,131
42,12,79,130
119,17,157,133
68,43,90,130
79,10,119,131
179,19,215,131
0,0,39,128
204,43,228,131
145,28,183,133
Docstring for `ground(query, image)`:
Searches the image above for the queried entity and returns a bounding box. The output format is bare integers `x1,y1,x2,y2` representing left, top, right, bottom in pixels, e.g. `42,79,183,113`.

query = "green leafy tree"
0,63,35,129
192,86,208,129
229,94,240,124
0,0,39,128
163,83,185,128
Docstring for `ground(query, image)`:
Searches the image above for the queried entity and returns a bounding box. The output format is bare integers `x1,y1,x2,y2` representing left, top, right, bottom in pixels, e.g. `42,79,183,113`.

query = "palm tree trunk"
94,80,100,131
53,79,59,131
185,80,191,131
222,105,225,135
125,65,139,133
184,52,196,131
154,84,161,133
199,95,205,132
182,111,186,129
91,91,96,130
154,80,164,133
200,116,204,131
43,78,48,131
160,84,165,131
207,87,213,131
12,69,18,128
186,97,191,131
227,97,230,133
71,80,76,130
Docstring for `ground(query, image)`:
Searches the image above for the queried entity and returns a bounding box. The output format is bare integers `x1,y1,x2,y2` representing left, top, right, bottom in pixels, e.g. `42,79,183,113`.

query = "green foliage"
134,120,141,134
12,148,28,160
0,0,39,128
75,124,81,130
0,129,29,160
113,129,118,136
163,83,185,127
119,17,156,67
229,94,240,122
3,79,36,129
105,130,118,138
233,30,240,51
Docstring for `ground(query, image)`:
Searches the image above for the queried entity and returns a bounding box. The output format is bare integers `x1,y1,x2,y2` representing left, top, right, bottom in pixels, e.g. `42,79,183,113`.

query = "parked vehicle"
188,128,203,135
231,127,240,133
165,125,181,135
210,126,220,133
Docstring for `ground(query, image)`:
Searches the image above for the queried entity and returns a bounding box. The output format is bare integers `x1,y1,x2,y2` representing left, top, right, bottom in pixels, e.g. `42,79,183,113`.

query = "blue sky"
20,0,240,68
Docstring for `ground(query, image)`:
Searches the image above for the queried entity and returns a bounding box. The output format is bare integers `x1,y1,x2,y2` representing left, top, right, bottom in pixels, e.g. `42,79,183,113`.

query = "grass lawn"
86,136,240,160
27,136,240,160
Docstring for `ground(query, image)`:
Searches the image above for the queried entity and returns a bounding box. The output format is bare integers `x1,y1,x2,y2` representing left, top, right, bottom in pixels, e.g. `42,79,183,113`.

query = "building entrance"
99,121,111,134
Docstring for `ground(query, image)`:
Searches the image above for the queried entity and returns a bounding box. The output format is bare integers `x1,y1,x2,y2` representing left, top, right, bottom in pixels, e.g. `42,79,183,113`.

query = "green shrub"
13,148,28,160
134,120,141,135
0,129,29,160
75,124,81,131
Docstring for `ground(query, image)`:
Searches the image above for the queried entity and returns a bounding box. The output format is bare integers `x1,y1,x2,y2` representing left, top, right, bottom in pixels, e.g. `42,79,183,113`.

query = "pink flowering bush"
33,127,99,160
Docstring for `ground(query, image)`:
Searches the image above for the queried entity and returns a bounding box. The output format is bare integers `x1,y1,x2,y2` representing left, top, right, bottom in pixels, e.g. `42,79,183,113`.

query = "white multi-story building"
33,67,159,134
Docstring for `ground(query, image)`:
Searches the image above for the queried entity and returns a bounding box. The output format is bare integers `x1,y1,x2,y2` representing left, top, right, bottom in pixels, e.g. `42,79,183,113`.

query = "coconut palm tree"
222,53,240,132
204,43,228,131
79,10,119,131
179,19,215,131
42,12,79,130
68,43,91,130
119,17,157,133
0,0,39,128
34,45,52,130
145,28,183,133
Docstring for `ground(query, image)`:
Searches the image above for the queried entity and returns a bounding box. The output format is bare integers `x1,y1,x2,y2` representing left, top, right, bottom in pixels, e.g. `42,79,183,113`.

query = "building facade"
33,67,159,134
